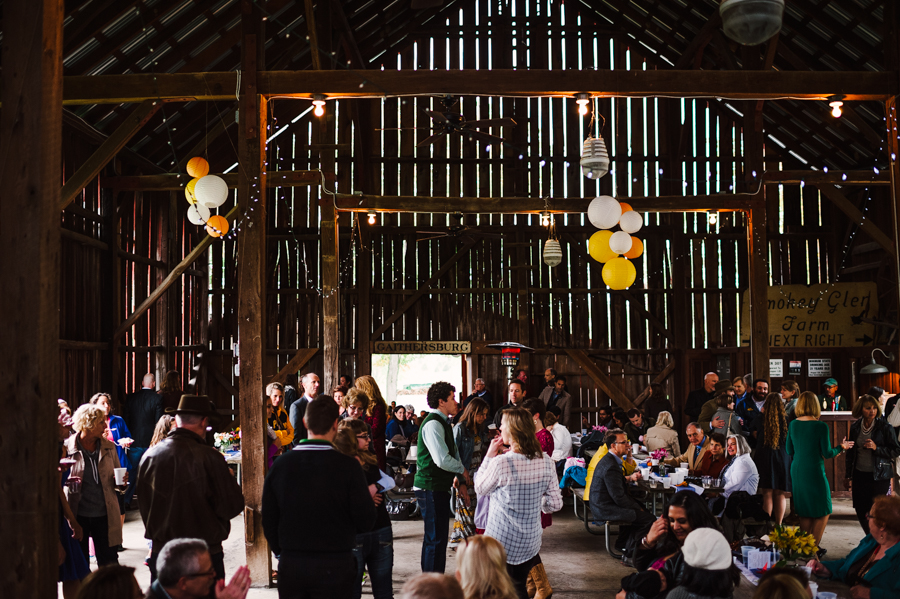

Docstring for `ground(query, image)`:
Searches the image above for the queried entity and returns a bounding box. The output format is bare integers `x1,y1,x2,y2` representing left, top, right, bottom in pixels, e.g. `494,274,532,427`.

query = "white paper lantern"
581,136,610,180
609,231,633,255
187,203,211,225
720,0,784,46
619,210,644,234
543,239,563,267
587,196,622,230
194,175,229,208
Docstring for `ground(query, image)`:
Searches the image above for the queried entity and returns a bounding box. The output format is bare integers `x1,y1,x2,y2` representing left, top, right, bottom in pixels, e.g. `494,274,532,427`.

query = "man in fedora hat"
697,379,735,433
137,395,244,584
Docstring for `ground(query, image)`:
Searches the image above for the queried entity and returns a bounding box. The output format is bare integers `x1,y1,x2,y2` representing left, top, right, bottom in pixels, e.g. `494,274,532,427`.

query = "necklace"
861,419,875,434
857,544,881,580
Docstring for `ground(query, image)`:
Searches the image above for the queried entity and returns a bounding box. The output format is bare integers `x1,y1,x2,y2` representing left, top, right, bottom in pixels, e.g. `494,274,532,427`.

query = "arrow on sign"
856,335,873,344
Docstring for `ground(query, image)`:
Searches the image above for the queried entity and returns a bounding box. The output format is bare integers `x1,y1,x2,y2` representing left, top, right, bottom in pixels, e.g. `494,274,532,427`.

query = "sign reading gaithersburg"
374,341,472,354
741,283,878,348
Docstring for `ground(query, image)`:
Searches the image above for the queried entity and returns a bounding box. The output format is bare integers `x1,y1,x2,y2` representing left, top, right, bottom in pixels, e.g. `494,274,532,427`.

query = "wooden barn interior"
4,0,900,594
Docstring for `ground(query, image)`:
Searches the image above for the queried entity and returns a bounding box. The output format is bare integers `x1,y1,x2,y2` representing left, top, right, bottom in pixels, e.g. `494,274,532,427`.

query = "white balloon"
187,203,210,225
587,196,622,230
194,175,229,208
609,230,633,255
619,210,644,234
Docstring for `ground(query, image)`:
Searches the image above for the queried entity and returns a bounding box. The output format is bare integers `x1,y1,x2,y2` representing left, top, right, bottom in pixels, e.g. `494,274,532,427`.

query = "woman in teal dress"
787,391,853,547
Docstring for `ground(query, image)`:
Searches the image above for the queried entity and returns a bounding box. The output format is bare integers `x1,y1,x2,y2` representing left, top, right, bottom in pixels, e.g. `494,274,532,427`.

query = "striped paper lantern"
543,239,563,267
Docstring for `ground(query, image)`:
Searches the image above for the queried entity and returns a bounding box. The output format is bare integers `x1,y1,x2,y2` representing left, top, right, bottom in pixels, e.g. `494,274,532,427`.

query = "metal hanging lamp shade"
543,239,563,267
860,348,894,375
580,136,610,180
720,0,784,46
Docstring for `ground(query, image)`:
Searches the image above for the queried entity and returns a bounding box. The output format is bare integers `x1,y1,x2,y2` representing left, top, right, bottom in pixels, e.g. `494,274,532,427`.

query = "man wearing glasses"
588,429,654,562
146,538,250,599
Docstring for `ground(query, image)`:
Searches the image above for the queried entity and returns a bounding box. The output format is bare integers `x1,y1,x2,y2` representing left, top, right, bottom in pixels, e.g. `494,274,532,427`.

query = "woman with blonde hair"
335,419,393,599
645,411,681,458
456,536,518,599
63,403,124,567
787,390,854,546
149,415,174,447
355,375,388,470
475,407,562,599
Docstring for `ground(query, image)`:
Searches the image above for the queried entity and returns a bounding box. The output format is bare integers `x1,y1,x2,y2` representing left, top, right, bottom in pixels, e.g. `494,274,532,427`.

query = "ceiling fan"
379,96,518,148
416,213,504,243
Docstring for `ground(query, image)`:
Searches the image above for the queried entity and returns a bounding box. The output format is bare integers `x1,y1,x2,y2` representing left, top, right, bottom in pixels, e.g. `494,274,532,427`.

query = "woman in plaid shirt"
475,407,562,599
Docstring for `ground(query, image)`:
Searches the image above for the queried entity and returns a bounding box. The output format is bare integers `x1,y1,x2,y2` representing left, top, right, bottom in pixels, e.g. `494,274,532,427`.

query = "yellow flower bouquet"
767,525,818,566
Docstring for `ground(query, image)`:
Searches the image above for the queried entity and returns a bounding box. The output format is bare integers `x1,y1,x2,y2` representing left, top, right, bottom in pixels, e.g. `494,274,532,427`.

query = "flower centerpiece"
214,428,240,452
766,525,818,567
650,448,667,466
592,425,608,433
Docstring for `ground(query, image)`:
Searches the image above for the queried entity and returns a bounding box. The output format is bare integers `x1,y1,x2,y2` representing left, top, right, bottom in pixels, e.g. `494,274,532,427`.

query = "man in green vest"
414,381,470,573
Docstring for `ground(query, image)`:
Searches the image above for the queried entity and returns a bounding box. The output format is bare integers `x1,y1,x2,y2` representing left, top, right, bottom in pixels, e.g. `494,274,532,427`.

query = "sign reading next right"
741,283,878,348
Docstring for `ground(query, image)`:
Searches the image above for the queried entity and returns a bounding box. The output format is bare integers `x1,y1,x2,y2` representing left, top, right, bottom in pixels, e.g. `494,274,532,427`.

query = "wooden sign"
741,283,878,348
373,340,472,354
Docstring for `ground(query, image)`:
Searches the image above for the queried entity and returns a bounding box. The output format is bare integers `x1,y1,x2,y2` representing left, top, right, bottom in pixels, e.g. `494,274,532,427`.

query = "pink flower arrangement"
592,425,608,433
650,448,668,461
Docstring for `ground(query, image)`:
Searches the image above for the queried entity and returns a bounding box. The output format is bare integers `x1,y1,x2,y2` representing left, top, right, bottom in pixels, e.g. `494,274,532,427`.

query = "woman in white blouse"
720,434,759,501
545,406,573,475
475,407,563,599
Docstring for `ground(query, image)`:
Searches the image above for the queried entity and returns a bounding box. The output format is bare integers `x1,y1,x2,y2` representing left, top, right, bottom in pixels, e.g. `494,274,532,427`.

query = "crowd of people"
54,367,900,599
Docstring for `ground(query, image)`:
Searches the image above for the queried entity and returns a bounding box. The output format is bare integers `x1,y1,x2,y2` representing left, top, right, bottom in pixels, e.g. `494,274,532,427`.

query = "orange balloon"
205,215,229,238
619,202,633,213
624,236,644,259
187,156,210,178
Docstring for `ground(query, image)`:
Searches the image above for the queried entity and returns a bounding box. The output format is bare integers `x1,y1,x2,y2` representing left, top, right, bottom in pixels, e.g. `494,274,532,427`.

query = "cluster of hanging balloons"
184,157,230,238
587,196,644,290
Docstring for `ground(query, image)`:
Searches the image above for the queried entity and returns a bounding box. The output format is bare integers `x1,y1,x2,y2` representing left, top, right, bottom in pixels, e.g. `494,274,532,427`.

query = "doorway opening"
372,353,464,416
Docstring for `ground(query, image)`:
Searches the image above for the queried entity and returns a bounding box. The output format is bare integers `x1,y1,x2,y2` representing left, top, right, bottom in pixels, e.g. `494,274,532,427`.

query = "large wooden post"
744,93,769,380
322,201,341,392
0,0,63,596
886,97,900,365
236,0,270,584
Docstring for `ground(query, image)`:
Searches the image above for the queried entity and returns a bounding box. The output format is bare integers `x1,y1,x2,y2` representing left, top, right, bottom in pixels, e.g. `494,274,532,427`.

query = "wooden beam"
336,192,758,214
304,0,322,70
61,227,109,251
63,108,165,174
101,170,326,190
620,289,674,346
564,350,635,411
10,69,895,106
59,100,162,210
113,205,239,341
236,0,270,581
886,97,900,369
267,348,318,385
747,199,770,379
632,361,678,407
763,170,890,185
816,184,896,257
371,238,481,340
0,0,62,596
674,10,721,69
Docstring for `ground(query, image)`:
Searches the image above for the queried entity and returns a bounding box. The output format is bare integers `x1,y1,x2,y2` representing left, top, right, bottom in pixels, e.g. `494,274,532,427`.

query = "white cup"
114,467,127,485
640,468,650,479
661,477,671,489
807,582,817,598
817,592,835,599
632,443,640,454
680,462,688,469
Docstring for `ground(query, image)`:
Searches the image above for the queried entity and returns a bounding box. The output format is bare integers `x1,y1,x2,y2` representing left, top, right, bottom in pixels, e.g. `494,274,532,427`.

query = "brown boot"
530,562,552,599
526,570,536,598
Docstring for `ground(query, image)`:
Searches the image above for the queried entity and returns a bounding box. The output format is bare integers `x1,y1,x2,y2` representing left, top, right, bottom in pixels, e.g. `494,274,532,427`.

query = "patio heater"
487,342,535,380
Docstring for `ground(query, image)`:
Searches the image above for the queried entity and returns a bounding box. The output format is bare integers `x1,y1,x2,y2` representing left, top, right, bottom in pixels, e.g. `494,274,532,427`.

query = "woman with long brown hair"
752,392,792,525
159,370,182,412
450,397,490,547
355,375,388,471
475,407,562,599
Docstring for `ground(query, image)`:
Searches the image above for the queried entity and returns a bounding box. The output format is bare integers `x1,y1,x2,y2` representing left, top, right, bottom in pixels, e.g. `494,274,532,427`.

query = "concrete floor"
65,498,865,598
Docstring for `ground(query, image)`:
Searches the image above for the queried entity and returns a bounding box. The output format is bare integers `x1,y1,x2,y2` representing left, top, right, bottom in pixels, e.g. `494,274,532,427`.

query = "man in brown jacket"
663,423,711,471
137,395,244,583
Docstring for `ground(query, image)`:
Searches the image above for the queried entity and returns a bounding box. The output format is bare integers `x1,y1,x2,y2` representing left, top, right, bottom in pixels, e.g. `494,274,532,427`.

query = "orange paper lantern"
624,237,644,259
205,215,229,238
187,156,210,178
619,202,633,213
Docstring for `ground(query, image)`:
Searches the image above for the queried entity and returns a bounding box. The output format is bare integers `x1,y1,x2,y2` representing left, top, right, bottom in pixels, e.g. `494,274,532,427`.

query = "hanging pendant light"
543,239,562,267
720,0,784,46
581,136,610,180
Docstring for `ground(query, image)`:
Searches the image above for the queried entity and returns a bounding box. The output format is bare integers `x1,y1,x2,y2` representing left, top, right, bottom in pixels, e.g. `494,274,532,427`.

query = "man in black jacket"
288,372,328,444
263,396,376,598
123,372,163,506
589,429,654,560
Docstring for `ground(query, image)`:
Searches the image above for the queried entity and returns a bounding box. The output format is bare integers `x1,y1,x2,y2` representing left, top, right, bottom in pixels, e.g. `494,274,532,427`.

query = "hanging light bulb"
708,211,718,226
312,94,326,117
367,212,377,225
575,93,591,116
829,96,844,118
540,212,551,227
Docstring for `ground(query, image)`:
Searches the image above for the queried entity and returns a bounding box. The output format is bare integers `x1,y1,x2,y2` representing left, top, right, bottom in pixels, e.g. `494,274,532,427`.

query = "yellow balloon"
187,156,210,178
588,230,617,263
185,177,200,204
602,257,636,290
624,236,644,259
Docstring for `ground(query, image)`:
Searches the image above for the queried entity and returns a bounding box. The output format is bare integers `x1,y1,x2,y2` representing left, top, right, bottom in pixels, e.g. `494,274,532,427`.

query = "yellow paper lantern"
588,230,617,263
186,156,210,178
205,215,229,238
185,177,200,204
619,202,633,213
624,237,644,259
602,257,636,290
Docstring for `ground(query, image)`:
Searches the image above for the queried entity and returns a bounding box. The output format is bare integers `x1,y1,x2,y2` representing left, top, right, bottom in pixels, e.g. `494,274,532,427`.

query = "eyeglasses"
185,568,216,579
612,440,630,445
358,433,371,439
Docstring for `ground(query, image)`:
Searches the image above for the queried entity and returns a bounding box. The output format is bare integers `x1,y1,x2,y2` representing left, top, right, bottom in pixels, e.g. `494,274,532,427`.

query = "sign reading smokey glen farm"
374,341,472,354
741,283,878,348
